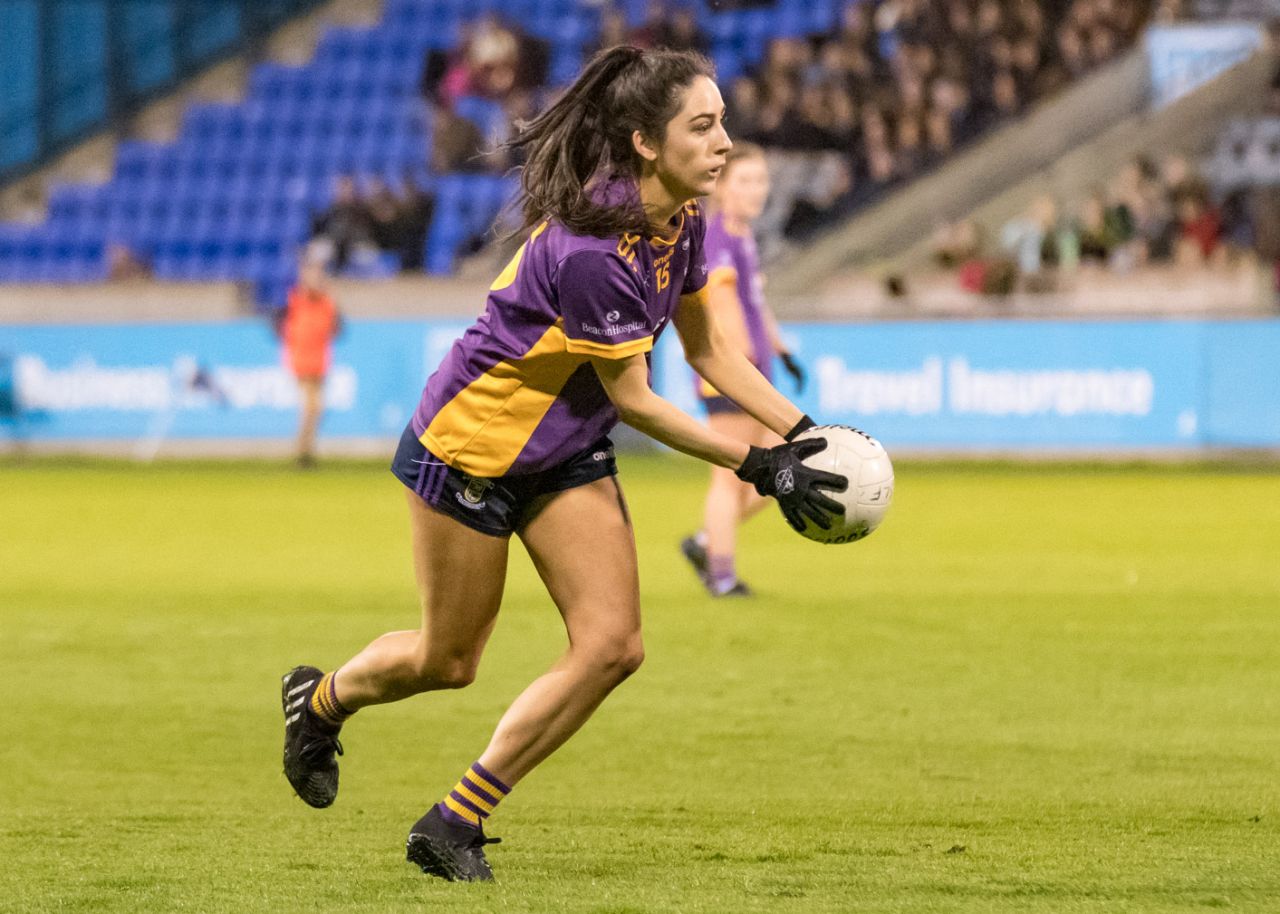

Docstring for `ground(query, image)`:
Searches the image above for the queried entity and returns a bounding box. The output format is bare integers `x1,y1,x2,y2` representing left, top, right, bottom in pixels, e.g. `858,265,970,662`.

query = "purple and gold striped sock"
439,762,511,828
707,553,736,593
308,671,353,729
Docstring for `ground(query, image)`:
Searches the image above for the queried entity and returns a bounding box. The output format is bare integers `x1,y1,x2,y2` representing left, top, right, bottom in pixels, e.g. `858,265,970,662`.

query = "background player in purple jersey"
280,46,845,882
680,144,808,597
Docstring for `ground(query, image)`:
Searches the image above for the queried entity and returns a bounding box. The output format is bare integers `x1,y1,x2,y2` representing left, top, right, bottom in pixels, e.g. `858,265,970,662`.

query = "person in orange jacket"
278,258,343,466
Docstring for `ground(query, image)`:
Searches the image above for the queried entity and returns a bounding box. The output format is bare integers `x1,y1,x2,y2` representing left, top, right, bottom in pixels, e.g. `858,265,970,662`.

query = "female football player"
679,143,806,597
280,46,843,882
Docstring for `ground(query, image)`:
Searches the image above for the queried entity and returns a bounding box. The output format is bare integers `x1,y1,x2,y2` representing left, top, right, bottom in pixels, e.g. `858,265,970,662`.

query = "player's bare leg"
476,475,642,783
694,412,780,595
406,475,641,881
336,490,509,706
295,377,324,466
281,491,507,809
734,426,779,523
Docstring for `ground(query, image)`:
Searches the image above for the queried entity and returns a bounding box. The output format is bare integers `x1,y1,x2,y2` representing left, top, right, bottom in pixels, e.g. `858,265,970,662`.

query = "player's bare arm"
705,269,753,353
673,289,803,437
591,352,748,468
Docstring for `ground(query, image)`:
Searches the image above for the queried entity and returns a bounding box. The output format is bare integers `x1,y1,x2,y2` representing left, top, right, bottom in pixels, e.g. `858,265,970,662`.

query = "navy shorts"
390,423,618,538
698,360,772,417
701,394,745,416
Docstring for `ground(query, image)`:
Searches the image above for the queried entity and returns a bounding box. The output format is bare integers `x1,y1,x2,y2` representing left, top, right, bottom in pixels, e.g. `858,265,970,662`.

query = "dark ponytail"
505,45,715,239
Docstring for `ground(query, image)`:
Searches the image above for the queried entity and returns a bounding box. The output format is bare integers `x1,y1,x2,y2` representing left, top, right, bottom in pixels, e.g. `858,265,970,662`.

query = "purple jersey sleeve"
556,249,654,359
681,204,709,297
705,237,737,289
707,244,736,275
703,216,743,296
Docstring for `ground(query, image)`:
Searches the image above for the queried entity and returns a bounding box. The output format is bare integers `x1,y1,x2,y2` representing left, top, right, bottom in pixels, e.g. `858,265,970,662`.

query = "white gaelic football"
790,425,894,544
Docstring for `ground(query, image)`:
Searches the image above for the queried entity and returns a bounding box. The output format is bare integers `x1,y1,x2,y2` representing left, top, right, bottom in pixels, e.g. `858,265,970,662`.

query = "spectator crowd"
308,174,435,274
727,0,1151,239
929,150,1278,296
927,19,1280,301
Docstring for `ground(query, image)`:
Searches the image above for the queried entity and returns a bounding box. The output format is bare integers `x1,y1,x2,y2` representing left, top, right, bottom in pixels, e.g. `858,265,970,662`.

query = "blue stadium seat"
711,45,743,84
550,46,584,87
454,95,507,142
0,228,36,281
46,185,106,228
424,173,517,274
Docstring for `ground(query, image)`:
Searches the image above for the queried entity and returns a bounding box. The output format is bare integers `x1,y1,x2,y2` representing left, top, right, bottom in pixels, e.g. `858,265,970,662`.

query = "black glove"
779,351,806,393
785,414,816,442
735,437,848,533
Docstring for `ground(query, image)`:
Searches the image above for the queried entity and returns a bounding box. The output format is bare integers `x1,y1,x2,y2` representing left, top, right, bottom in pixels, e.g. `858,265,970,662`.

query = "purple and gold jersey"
411,194,708,478
703,212,772,379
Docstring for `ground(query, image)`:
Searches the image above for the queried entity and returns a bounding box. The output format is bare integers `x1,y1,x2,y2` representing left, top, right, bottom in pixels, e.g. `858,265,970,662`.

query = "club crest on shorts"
462,477,492,504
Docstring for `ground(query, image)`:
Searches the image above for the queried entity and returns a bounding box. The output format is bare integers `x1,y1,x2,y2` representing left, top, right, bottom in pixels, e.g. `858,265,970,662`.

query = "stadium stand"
1204,117,1280,188
0,0,1156,308
926,151,1259,291
913,25,1280,306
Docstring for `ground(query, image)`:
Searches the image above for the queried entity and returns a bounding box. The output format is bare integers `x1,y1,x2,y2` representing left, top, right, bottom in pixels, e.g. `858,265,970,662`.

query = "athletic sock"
308,671,353,730
439,762,511,828
707,553,737,594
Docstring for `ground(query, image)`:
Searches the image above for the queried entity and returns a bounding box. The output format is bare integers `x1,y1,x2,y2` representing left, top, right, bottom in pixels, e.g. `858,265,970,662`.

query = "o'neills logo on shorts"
581,320,647,338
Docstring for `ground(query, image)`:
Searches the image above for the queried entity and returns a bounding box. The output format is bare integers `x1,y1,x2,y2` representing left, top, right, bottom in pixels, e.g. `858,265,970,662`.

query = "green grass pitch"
2,455,1278,913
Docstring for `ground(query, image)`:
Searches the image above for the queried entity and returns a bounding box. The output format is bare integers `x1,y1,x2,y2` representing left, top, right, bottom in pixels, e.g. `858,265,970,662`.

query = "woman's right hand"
735,438,848,532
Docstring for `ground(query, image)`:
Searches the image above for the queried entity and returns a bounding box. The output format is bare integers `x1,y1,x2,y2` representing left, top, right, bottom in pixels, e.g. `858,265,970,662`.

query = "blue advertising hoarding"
657,319,1214,450
1,318,463,443
1202,320,1280,446
2,317,1279,451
